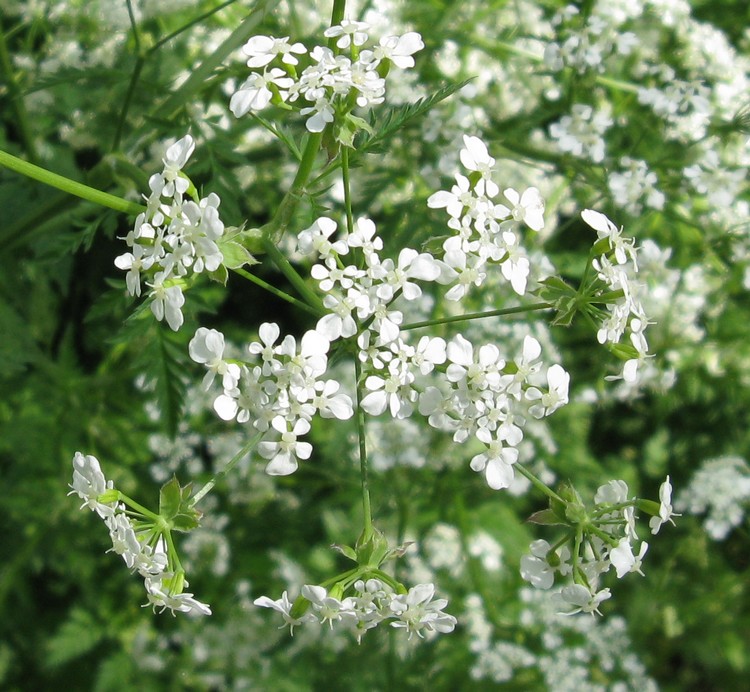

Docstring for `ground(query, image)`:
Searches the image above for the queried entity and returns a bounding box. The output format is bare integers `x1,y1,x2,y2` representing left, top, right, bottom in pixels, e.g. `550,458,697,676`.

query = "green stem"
153,0,277,119
353,357,373,538
0,16,39,163
233,267,323,316
341,144,354,235
261,237,325,311
401,302,552,331
117,492,161,522
191,431,263,506
514,462,566,505
0,149,146,215
112,56,145,151
262,131,324,243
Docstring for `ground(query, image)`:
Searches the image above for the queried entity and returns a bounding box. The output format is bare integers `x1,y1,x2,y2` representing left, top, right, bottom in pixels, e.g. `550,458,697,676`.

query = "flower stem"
190,431,263,506
116,492,161,522
341,146,354,234
233,266,324,317
353,357,373,539
514,462,567,505
401,302,552,331
261,236,325,311
0,148,146,215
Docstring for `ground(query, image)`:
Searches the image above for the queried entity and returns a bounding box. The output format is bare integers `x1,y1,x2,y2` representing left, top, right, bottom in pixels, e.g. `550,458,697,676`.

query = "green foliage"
2,0,750,690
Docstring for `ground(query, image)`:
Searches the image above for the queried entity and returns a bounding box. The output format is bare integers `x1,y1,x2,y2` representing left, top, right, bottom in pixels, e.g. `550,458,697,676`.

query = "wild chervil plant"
3,0,749,688
59,2,675,629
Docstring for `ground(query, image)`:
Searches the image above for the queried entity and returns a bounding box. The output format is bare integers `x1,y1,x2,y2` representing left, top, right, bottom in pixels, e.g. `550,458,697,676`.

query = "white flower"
114,244,153,297
389,583,457,639
254,591,314,634
257,416,312,475
520,539,557,589
300,97,335,133
555,584,611,616
498,187,545,232
189,327,241,390
162,135,195,197
230,69,294,117
470,431,520,490
460,135,499,197
242,35,306,68
143,575,212,616
374,32,424,69
581,209,637,268
148,276,185,331
301,584,357,629
69,452,116,518
525,364,570,418
650,475,680,534
610,538,648,578
324,20,370,49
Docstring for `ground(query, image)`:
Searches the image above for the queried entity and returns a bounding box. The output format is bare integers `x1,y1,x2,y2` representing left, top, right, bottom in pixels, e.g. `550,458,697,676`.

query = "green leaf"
159,476,182,520
352,78,473,161
159,477,201,530
46,608,103,668
218,238,258,270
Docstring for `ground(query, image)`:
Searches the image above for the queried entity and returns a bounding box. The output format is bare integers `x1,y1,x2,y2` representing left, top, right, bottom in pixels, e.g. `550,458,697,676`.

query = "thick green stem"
401,302,552,331
0,16,39,163
262,131,324,243
0,149,146,215
514,462,566,505
353,358,373,538
341,146,354,234
261,237,325,311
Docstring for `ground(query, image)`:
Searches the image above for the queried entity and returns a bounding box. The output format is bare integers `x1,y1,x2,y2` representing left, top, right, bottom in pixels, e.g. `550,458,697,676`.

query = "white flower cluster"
548,103,613,163
115,135,226,331
607,157,665,216
190,325,353,476
520,477,676,615
254,579,456,642
428,135,545,297
544,4,639,74
303,246,566,492
581,209,651,383
230,24,424,132
69,452,211,616
676,456,750,540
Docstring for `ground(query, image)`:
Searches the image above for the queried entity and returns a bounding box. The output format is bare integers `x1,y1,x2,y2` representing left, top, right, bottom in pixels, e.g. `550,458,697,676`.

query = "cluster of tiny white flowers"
254,579,456,642
189,325,354,476
428,135,545,297
69,452,211,616
520,477,676,614
637,69,712,143
607,157,665,215
230,24,424,132
300,217,568,492
675,456,750,540
544,4,639,74
548,103,613,163
581,209,651,384
115,134,226,331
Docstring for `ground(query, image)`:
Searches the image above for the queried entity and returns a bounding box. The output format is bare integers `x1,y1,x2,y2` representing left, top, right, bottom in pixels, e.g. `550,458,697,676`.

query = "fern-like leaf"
351,78,473,162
